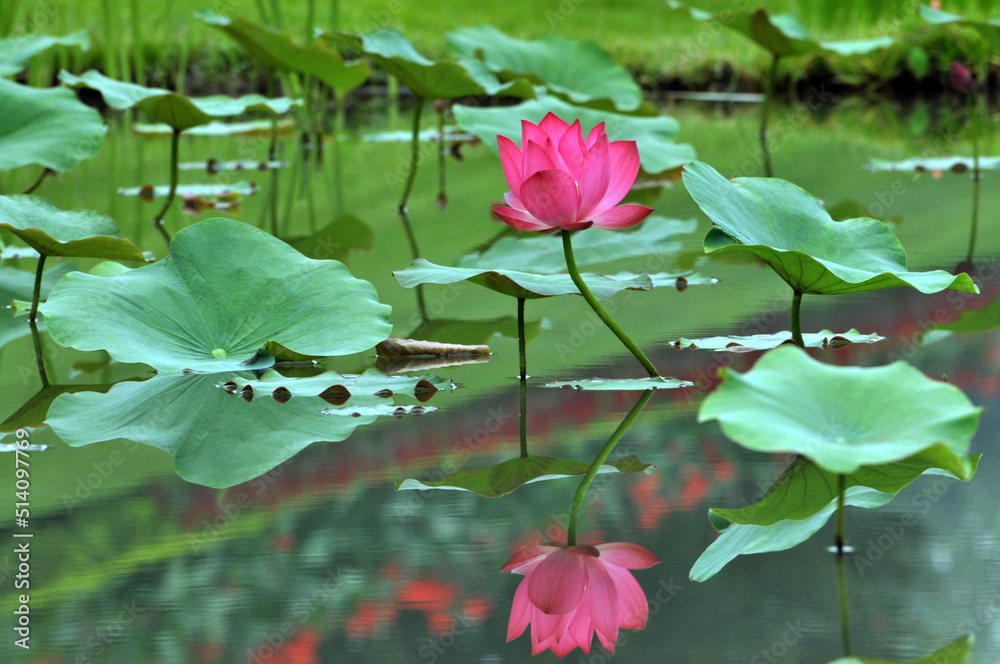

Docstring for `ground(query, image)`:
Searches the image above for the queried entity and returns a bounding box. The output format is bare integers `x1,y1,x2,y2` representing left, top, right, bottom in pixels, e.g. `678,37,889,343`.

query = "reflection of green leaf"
667,1,894,57
544,377,694,391
196,11,370,94
0,195,146,261
287,214,374,263
867,156,1000,173
377,338,489,359
930,295,1000,334
40,218,392,372
226,369,452,400
394,258,653,300
396,454,652,497
447,26,642,111
684,161,977,296
0,78,106,173
454,95,696,174
60,70,300,131
0,31,89,76
47,372,436,487
2,383,130,432
699,346,981,474
410,316,539,346
0,263,75,349
670,329,882,351
324,29,534,99
458,218,696,272
829,635,973,664
714,452,978,526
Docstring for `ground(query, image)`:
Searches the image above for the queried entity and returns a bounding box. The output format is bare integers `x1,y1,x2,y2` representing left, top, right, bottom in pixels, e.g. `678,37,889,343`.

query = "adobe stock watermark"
74,600,145,664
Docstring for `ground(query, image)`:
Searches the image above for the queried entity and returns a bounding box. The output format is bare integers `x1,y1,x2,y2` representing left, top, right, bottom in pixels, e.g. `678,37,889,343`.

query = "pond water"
2,97,1000,663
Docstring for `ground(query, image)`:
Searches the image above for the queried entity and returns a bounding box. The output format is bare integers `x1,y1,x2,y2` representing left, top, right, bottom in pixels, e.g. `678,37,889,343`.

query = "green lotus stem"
269,117,279,236
966,93,980,263
518,297,528,458
562,231,659,377
29,319,48,388
398,209,428,322
760,53,779,178
129,0,144,83
835,472,851,656
269,0,283,29
100,0,118,80
152,128,180,244
437,101,446,208
330,0,339,29
791,290,804,347
29,253,45,325
332,96,345,217
21,168,49,195
567,389,654,546
397,99,424,212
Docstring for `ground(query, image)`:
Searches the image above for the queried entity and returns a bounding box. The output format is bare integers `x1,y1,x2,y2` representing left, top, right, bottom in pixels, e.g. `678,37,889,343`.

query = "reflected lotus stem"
152,128,180,245
967,93,981,263
518,297,528,458
567,389,654,546
561,231,659,377
791,290,804,347
760,53,779,178
397,99,424,212
835,473,852,656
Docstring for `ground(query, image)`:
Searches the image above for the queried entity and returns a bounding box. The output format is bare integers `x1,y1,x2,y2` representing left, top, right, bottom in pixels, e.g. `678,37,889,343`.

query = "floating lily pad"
0,195,146,261
0,31,90,77
178,159,287,173
134,119,295,136
698,346,981,474
683,161,978,296
689,457,979,581
454,95,695,174
40,218,392,372
829,635,973,664
459,218,697,272
117,182,260,200
447,26,643,112
60,70,300,132
394,258,653,300
196,11,370,94
221,369,451,403
544,377,694,391
714,451,978,527
47,372,435,487
362,127,476,143
667,1,894,57
324,29,534,99
0,78,107,173
670,329,883,352
376,338,490,359
396,454,652,497
867,156,1000,173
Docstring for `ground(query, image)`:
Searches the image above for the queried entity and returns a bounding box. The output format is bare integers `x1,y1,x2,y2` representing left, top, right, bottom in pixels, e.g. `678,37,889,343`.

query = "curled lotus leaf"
0,31,89,77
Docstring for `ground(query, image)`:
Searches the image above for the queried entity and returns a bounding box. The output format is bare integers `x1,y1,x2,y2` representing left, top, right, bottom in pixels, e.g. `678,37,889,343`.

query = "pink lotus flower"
493,113,654,232
950,62,973,94
502,542,660,657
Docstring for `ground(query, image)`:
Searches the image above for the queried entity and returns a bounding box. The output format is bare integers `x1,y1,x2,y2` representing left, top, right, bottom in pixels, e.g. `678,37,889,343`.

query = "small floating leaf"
362,127,476,143
396,454,652,497
178,159,287,173
454,95,695,174
699,346,981,474
219,369,453,400
670,329,883,352
39,218,392,372
544,377,694,391
867,156,1000,173
0,78,106,173
394,258,653,300
0,195,147,261
134,119,294,136
118,181,260,199
684,161,978,296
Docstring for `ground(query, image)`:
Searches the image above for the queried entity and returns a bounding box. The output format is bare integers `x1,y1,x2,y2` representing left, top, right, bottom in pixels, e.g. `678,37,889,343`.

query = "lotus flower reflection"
502,542,660,657
493,113,653,232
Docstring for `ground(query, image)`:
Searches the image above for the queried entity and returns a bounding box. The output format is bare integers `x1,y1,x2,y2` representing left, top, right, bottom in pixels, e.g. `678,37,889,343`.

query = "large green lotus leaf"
920,4,1000,51
670,329,882,352
324,29,534,100
544,377,694,391
59,70,300,132
829,635,973,664
394,258,653,301
0,31,90,77
396,454,652,497
454,95,696,174
867,156,1000,173
666,1,893,57
458,218,696,273
691,486,895,581
714,452,979,527
196,11,369,94
684,161,978,295
46,372,436,487
0,195,146,261
698,346,981,474
39,218,392,372
447,26,642,112
0,78,107,173
0,262,75,349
